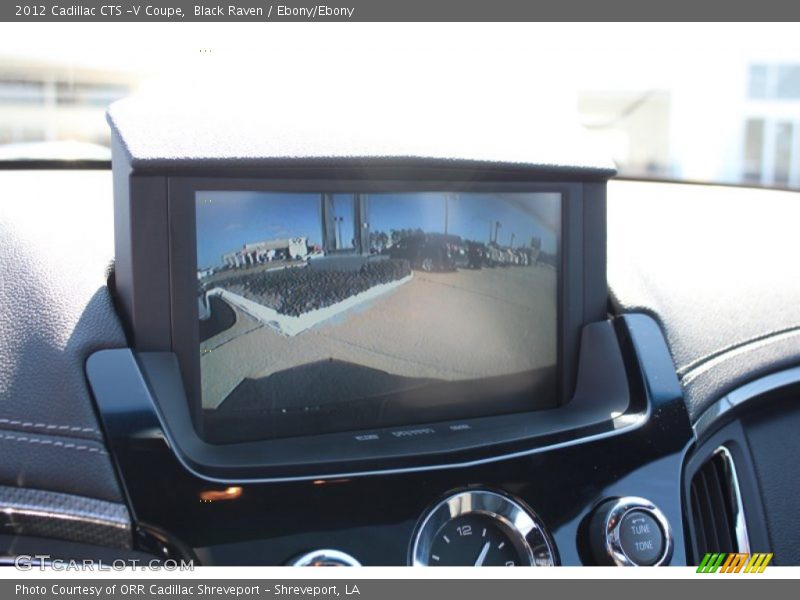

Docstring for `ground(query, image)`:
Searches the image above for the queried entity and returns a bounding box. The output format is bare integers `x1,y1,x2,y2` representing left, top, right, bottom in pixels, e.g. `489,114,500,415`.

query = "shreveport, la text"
194,5,356,19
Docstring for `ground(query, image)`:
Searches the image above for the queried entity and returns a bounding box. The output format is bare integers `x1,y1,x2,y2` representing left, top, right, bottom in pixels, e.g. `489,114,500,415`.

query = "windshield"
1,23,799,189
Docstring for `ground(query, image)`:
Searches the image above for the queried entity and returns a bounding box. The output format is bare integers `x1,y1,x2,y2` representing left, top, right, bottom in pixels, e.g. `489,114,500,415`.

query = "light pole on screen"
335,216,343,249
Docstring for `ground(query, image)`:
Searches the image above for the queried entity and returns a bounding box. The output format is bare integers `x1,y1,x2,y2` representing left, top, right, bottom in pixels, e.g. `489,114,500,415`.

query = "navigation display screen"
196,190,561,443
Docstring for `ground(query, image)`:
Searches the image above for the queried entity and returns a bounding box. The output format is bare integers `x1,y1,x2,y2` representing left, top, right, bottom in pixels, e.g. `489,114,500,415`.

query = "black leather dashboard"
0,171,126,504
3,172,799,458
607,180,800,421
1,169,799,562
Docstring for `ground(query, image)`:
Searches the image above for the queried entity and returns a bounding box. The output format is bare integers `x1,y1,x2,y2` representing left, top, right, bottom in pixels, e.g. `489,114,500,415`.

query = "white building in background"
2,41,798,189
222,237,309,268
738,63,800,187
0,57,135,148
578,52,800,188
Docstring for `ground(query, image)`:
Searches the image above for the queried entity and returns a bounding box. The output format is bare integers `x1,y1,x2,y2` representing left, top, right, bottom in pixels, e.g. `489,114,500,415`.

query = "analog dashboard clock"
409,490,557,566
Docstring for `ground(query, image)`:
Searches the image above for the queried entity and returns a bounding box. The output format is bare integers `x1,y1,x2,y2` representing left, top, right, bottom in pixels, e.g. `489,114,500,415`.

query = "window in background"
742,64,800,187
748,63,800,101
773,121,794,185
776,65,800,100
743,118,765,183
748,64,769,99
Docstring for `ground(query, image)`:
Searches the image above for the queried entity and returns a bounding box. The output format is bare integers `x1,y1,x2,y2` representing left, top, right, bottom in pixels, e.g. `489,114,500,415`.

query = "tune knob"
589,497,673,566
289,549,361,566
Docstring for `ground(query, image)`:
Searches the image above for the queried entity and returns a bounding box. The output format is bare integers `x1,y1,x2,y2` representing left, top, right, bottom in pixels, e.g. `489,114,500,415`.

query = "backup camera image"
196,191,560,442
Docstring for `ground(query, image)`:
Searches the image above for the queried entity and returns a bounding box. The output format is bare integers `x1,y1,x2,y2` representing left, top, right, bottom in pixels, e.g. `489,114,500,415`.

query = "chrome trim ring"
713,446,751,554
601,496,673,566
409,489,557,566
289,549,361,566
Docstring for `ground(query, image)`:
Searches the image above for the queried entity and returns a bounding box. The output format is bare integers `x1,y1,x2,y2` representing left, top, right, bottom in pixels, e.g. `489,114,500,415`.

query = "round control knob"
589,497,673,566
289,549,361,566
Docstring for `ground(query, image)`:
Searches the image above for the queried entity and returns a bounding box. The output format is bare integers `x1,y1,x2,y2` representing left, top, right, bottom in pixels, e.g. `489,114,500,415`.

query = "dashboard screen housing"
157,173,603,447
108,97,614,476
112,167,610,477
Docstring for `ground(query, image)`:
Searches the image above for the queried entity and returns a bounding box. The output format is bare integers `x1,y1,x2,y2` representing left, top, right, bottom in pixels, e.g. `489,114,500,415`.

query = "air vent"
689,447,750,560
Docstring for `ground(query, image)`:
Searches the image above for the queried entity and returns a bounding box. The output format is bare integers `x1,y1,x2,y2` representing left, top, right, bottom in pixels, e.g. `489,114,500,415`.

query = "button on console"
589,497,673,566
618,510,665,566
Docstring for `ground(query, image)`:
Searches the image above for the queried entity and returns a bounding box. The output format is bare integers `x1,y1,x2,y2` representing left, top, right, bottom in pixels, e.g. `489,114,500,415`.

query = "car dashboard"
1,167,799,567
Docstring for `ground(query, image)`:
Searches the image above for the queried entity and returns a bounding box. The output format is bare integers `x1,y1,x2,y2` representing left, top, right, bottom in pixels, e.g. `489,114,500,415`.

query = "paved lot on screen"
200,265,556,409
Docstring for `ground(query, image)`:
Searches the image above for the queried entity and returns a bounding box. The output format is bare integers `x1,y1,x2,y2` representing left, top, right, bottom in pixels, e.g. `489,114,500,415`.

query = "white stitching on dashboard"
0,419,99,435
0,433,108,455
681,327,800,386
676,323,800,378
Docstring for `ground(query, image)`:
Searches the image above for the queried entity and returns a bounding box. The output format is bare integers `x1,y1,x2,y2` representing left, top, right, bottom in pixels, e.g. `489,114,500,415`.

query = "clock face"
427,513,526,566
410,490,556,567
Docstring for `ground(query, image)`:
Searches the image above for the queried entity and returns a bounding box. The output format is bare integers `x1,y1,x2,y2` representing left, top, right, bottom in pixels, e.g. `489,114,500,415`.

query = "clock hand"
474,541,491,566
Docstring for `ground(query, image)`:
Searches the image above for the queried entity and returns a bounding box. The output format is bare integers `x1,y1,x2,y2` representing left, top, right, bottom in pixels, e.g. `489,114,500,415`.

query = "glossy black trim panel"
88,320,630,482
87,314,693,565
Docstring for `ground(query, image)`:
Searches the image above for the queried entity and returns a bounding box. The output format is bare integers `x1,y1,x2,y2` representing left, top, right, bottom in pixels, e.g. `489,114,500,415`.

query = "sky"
196,191,559,269
196,192,321,268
